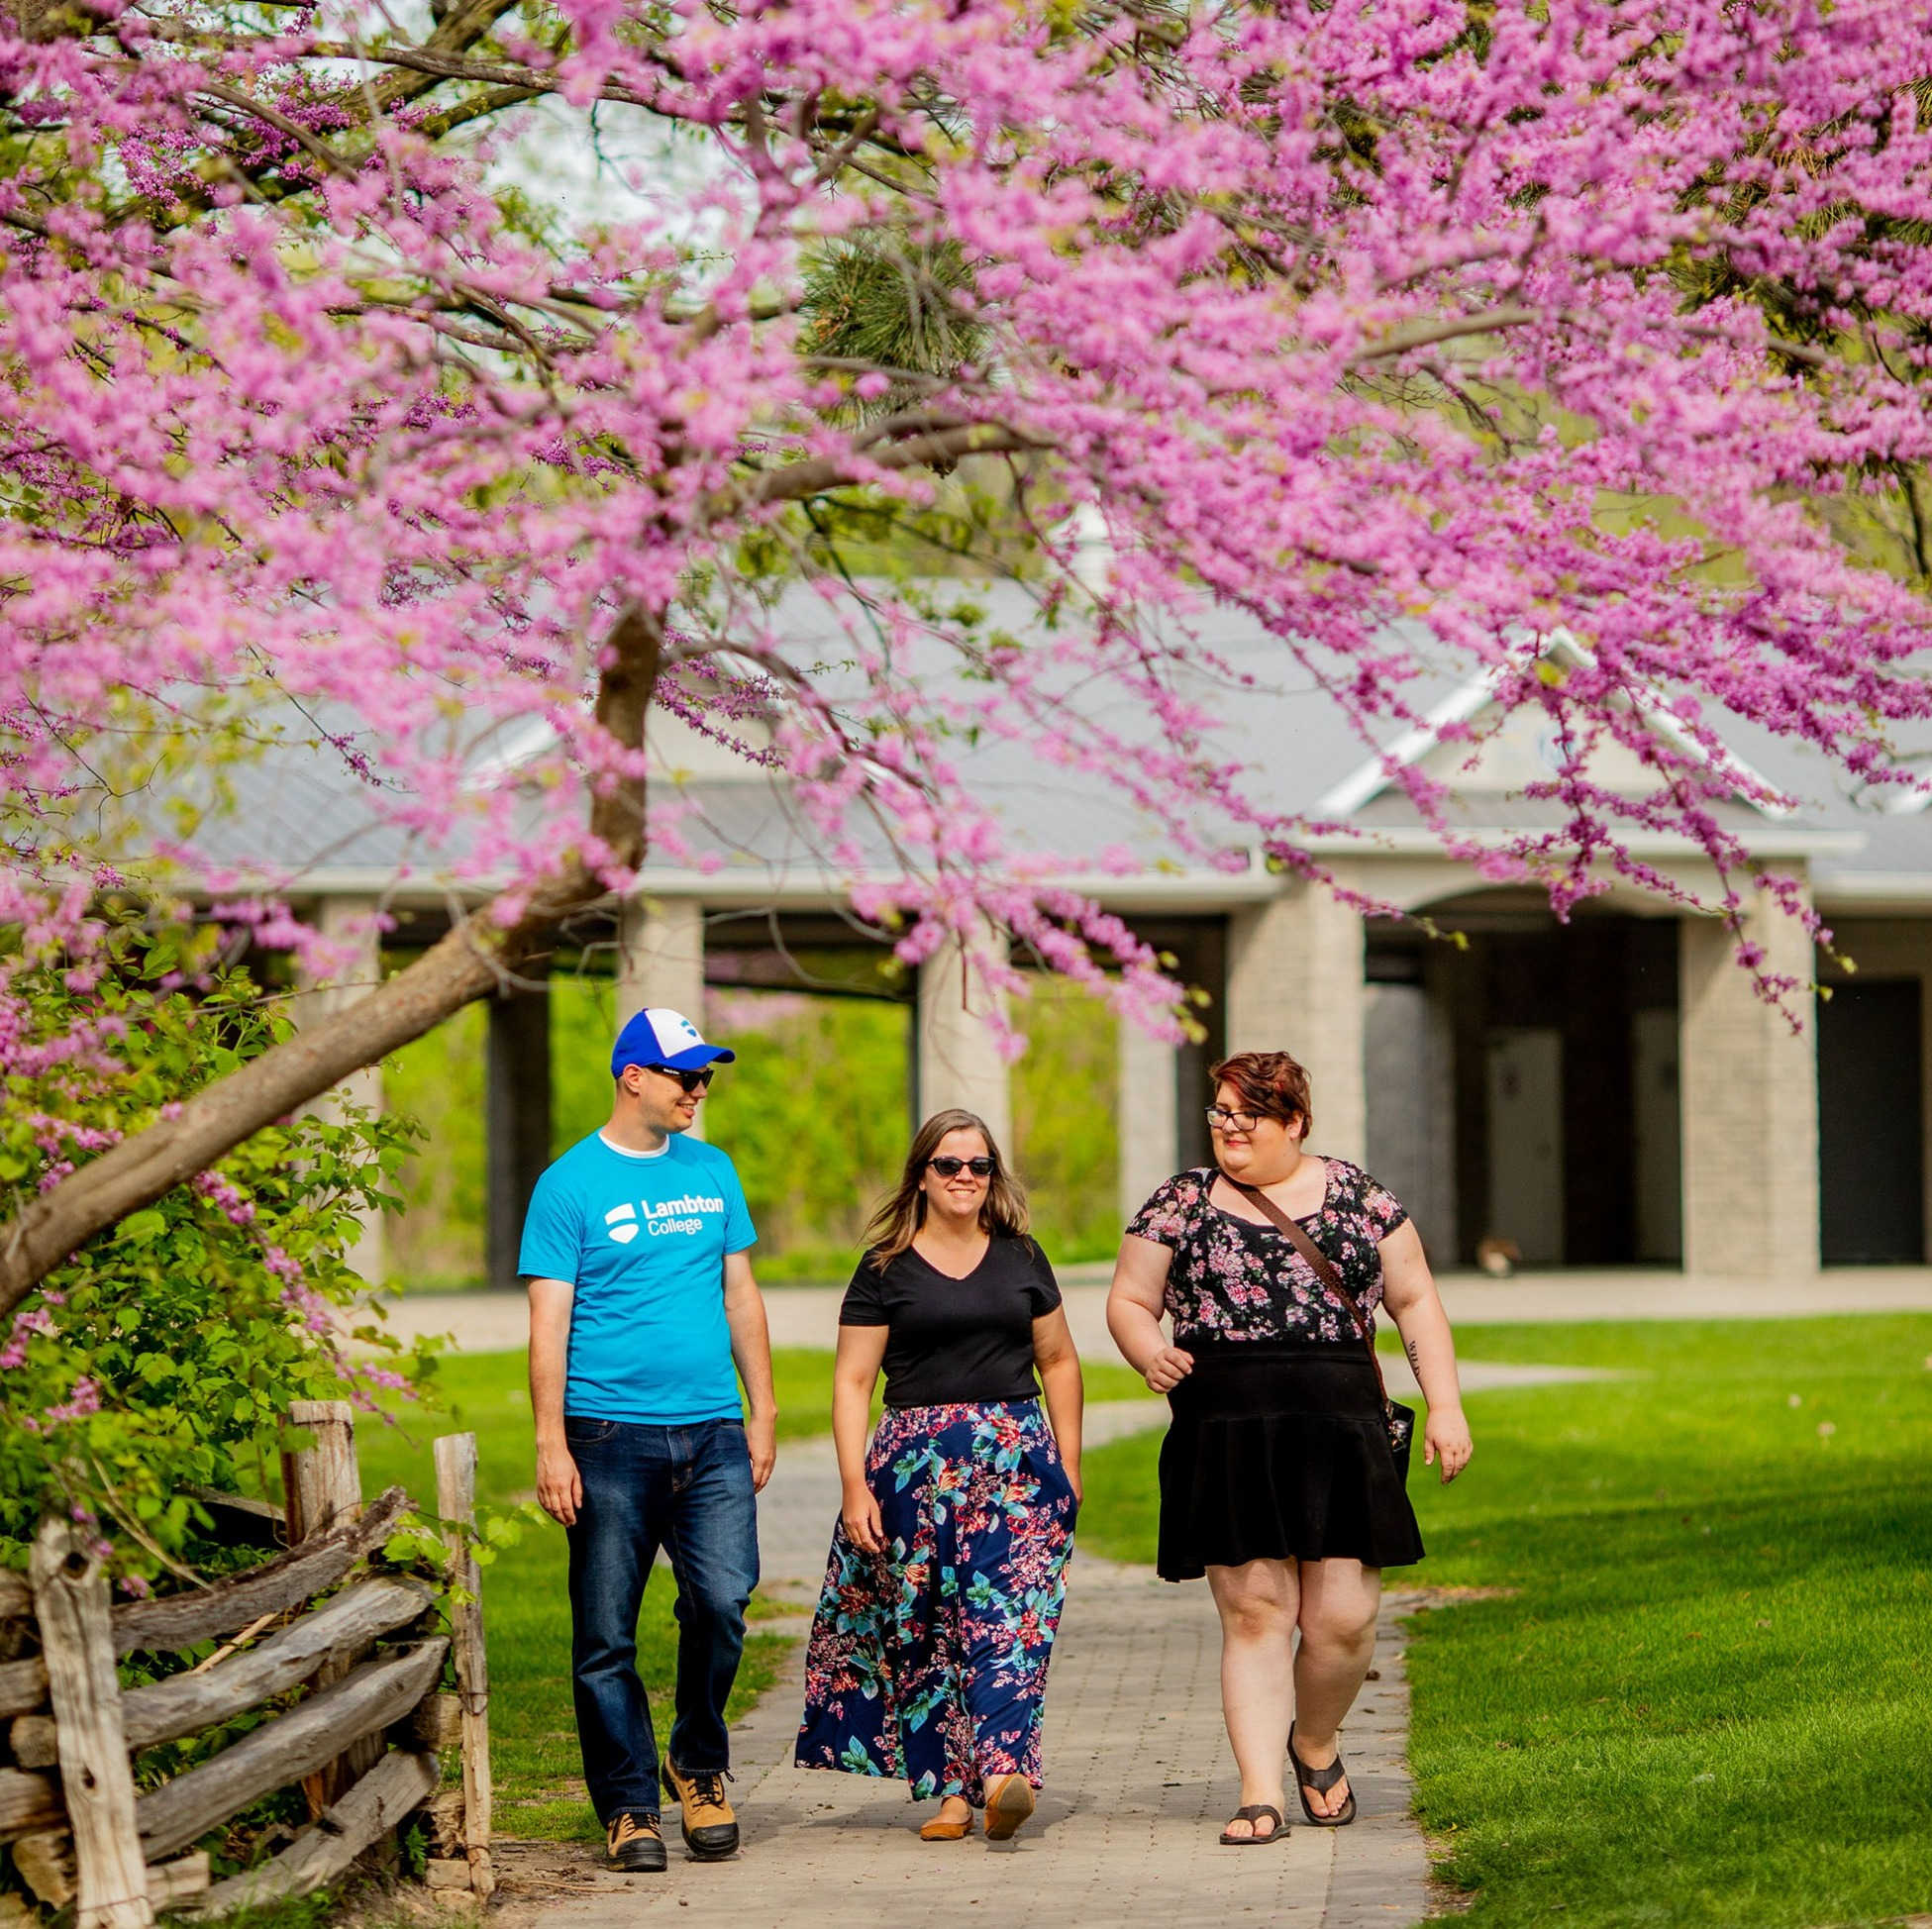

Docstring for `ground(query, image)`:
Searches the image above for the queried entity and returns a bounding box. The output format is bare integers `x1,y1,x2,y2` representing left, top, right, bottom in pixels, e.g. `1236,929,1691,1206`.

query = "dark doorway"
1127,918,1228,1172
1371,898,1680,1268
1819,979,1924,1264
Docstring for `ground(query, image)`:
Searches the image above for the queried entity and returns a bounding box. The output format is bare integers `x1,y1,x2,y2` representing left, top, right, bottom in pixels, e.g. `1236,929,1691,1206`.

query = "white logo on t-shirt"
603,1194,725,1244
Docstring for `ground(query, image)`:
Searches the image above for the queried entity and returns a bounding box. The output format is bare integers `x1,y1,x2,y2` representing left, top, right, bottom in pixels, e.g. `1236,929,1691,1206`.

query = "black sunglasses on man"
646,1064,716,1094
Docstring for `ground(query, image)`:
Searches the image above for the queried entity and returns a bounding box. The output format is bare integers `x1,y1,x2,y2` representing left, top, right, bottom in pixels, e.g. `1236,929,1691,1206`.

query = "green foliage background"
0,926,425,1579
385,967,1122,1286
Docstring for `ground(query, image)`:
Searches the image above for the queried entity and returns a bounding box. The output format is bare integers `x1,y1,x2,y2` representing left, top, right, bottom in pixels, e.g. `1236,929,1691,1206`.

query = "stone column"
485,961,551,1292
1679,879,1820,1278
916,925,1012,1151
616,896,708,1140
300,896,386,1283
615,896,705,1027
1226,882,1367,1164
1118,1020,1179,1221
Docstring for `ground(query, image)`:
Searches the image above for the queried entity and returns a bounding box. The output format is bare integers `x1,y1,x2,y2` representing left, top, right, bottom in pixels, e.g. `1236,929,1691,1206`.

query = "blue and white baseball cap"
610,1006,737,1077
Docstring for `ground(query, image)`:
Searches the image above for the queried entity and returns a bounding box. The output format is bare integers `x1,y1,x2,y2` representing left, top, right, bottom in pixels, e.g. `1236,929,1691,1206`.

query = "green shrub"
0,922,429,1582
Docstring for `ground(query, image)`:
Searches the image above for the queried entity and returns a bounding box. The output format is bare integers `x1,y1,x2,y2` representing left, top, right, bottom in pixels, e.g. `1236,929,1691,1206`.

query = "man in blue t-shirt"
521,1006,776,1875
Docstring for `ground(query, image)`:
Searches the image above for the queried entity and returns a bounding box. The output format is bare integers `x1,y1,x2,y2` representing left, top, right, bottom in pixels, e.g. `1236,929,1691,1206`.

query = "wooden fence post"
433,1434,493,1900
281,1400,381,1811
281,1400,362,1545
30,1520,153,1929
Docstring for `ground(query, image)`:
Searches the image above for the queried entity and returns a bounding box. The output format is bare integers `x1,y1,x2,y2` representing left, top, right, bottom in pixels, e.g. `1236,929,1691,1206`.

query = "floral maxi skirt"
794,1398,1076,1803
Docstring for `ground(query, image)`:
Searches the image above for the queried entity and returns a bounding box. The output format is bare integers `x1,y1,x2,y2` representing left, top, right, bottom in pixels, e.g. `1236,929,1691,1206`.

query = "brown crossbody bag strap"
1225,1174,1395,1414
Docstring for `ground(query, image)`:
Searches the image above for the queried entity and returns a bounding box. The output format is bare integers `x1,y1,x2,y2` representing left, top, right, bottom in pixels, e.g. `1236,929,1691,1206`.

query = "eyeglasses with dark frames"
645,1064,715,1093
1204,1105,1266,1133
928,1155,996,1178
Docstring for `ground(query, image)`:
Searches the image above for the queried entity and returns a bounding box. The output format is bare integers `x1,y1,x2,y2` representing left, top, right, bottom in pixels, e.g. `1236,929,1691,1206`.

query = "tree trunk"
0,921,504,1317
0,596,666,1322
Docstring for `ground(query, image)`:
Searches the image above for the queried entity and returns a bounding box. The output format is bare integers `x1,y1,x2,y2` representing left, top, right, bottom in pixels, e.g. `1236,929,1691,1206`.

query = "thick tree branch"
716,422,1048,519
0,606,667,1320
1348,306,1541,362
0,924,501,1312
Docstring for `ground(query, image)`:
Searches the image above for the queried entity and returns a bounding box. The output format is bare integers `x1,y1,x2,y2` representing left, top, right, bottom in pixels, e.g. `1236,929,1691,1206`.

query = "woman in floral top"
1129,1160,1411,1348
1108,1051,1473,1850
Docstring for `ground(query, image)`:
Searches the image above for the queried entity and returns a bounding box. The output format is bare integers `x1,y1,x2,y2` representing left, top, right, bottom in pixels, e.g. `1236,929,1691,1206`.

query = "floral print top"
1125,1161,1408,1346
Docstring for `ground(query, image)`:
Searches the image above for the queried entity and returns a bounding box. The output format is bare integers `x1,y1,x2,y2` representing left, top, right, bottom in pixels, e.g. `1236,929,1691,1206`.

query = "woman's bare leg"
1206,1559,1298,1840
1290,1559,1381,1816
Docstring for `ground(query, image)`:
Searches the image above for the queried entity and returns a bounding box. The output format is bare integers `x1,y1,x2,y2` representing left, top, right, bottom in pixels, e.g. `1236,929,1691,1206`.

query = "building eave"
1812,871,1932,914
1299,826,1864,862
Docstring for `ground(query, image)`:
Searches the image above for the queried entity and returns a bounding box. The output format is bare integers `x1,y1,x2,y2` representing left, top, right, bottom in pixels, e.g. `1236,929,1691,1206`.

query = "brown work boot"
605,1811,666,1873
661,1759,739,1861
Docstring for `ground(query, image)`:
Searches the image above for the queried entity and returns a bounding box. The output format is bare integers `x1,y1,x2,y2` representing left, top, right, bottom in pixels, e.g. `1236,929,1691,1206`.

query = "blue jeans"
563,1415,759,1824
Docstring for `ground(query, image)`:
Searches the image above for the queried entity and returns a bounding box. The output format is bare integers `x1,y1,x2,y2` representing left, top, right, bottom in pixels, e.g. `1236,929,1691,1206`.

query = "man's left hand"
747,1410,777,1492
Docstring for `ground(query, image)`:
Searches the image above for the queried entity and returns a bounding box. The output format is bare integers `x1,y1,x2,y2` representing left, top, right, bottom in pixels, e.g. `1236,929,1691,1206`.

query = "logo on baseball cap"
610,1007,737,1078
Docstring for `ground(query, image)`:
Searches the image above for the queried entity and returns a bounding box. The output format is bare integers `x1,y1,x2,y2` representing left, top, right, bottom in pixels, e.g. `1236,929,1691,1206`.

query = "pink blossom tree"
5,0,1932,1318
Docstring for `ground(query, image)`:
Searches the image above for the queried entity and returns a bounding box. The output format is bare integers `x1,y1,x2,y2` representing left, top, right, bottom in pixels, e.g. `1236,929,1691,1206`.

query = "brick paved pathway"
494,1412,1433,1929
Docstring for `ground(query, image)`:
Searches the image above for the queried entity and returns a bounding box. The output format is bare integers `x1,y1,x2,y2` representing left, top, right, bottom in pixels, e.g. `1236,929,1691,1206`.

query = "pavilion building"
194,595,1932,1288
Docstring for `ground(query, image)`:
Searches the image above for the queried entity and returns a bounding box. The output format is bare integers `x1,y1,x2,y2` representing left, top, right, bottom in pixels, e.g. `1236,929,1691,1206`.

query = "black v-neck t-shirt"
840,1235,1063,1408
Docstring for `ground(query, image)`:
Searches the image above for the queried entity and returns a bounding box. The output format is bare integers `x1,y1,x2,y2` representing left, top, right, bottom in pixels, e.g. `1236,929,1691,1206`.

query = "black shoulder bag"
1227,1176,1416,1482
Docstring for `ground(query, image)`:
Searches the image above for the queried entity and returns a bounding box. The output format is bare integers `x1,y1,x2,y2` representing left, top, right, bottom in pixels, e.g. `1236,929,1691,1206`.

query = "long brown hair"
864,1109,1031,1267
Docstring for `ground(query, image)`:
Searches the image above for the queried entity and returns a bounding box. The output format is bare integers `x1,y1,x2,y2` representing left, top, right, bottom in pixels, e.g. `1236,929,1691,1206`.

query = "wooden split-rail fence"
0,1401,493,1927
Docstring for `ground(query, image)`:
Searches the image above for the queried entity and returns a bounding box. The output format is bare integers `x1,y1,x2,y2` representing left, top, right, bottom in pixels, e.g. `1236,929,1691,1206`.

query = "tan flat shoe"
982,1774,1037,1842
919,1806,976,1842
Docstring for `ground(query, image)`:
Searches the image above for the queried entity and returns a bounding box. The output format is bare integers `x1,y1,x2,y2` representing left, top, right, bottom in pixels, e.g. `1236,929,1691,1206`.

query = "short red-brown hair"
1209,1050,1313,1135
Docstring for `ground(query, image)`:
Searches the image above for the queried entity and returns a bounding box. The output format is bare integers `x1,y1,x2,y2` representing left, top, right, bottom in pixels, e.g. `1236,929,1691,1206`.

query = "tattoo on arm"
1405,1339,1421,1376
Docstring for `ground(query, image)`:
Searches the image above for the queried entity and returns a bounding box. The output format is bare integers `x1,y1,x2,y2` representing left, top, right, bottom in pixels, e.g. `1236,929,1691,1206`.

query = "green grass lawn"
1081,1314,1932,1928
355,1345,1145,1842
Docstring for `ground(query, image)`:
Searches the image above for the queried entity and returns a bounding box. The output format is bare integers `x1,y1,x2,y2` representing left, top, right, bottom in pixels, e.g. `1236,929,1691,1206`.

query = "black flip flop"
1288,1723,1357,1827
1218,1802,1287,1846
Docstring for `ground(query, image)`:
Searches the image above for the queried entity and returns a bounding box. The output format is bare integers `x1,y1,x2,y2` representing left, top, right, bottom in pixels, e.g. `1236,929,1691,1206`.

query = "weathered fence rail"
0,1402,493,1926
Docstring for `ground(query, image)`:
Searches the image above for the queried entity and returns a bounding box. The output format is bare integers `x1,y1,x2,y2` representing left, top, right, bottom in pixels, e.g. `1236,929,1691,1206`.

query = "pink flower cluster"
1,0,1930,1053
22,1372,101,1431
0,1304,56,1371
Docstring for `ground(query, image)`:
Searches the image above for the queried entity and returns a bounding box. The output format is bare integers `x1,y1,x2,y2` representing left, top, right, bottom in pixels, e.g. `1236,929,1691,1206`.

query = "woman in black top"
794,1109,1082,1846
1109,1051,1473,1849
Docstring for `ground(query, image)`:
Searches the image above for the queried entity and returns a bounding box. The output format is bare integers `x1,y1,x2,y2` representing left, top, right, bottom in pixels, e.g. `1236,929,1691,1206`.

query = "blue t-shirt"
518,1131,757,1424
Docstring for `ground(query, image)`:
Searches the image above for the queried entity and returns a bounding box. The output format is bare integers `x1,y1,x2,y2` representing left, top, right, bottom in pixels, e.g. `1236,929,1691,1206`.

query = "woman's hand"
1423,1405,1474,1483
842,1481,886,1555
1140,1344,1195,1394
1065,1462,1083,1507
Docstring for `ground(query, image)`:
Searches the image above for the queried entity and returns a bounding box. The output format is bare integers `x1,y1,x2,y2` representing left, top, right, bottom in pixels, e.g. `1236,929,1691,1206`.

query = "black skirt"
1157,1340,1424,1580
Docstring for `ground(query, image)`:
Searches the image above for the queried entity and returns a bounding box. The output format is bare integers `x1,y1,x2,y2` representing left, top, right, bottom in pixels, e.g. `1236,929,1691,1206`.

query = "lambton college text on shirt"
603,1193,729,1243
